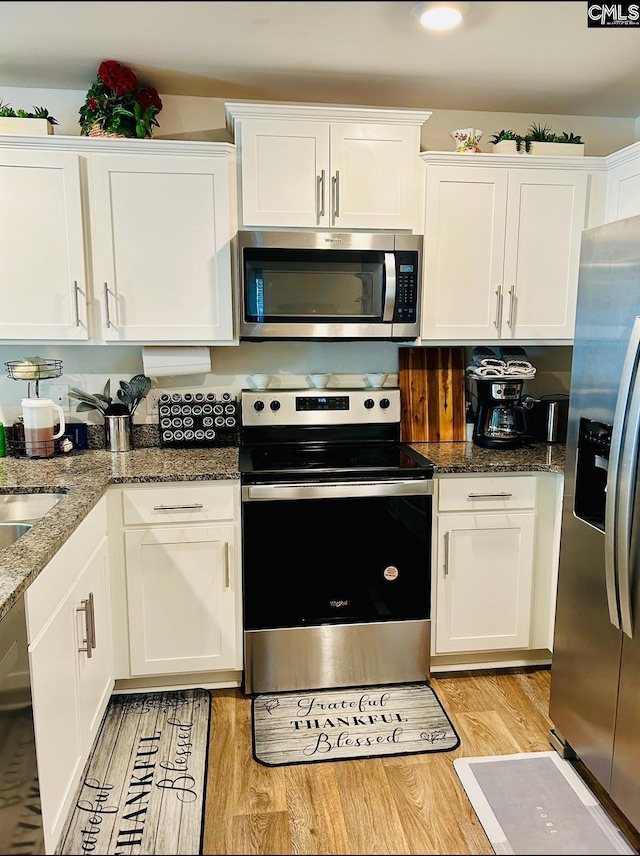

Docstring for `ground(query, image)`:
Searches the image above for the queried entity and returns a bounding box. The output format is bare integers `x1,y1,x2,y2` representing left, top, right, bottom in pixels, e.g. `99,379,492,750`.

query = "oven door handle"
242,480,434,501
382,253,397,322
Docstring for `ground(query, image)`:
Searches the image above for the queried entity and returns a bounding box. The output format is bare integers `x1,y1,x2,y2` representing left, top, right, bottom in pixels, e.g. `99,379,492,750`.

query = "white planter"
527,141,584,157
492,140,520,154
0,118,54,136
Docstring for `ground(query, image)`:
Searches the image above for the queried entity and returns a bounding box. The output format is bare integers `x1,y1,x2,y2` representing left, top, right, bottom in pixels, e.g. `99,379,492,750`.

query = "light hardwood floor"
203,666,615,855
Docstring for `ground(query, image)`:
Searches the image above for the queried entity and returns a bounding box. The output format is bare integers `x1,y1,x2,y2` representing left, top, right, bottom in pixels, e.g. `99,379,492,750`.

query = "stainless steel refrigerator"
550,213,640,832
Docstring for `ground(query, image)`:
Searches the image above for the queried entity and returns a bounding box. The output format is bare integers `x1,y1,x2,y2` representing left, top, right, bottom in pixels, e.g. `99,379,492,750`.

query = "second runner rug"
252,681,460,767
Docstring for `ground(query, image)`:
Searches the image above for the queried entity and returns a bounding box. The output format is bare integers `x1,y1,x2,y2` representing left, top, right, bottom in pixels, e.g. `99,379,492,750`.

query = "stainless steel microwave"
236,231,422,341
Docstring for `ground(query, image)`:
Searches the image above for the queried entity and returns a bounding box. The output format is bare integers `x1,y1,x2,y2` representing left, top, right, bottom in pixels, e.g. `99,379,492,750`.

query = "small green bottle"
0,423,5,458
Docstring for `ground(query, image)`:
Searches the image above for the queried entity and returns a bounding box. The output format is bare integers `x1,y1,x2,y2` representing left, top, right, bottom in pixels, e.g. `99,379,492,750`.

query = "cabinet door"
29,591,83,852
503,169,587,340
605,147,640,222
74,536,113,750
125,524,238,675
0,150,88,339
329,123,419,230
435,512,535,654
239,118,329,227
422,166,508,340
91,154,234,342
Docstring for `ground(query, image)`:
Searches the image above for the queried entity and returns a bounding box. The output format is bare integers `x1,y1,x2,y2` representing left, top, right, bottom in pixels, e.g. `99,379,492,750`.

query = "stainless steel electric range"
238,387,435,695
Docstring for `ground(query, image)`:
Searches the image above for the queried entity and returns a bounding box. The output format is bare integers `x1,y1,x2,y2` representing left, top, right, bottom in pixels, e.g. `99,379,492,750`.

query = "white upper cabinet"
0,136,237,344
0,149,89,340
225,103,431,231
90,150,235,343
605,141,640,222
421,153,592,343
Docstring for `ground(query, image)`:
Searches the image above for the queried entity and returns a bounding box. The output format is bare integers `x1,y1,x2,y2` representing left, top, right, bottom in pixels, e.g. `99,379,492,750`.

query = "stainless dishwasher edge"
0,594,45,854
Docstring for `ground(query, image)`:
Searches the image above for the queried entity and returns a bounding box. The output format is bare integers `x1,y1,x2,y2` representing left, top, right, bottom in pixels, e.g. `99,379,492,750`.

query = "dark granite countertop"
409,441,566,475
0,447,240,620
0,441,565,621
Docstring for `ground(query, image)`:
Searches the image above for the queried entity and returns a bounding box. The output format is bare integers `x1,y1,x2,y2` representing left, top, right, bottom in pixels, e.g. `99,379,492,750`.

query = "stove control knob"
380,398,391,409
364,398,375,409
253,400,265,412
270,400,281,412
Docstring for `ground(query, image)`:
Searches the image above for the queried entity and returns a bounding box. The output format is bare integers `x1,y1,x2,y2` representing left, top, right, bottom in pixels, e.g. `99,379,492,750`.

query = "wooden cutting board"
399,347,466,442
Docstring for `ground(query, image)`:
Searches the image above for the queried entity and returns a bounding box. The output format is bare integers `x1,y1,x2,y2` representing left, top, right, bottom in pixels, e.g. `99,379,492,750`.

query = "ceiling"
2,1,640,118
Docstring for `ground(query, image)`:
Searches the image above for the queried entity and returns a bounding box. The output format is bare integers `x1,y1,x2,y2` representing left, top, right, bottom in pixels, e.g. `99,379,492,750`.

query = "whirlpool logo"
329,599,349,608
587,2,640,26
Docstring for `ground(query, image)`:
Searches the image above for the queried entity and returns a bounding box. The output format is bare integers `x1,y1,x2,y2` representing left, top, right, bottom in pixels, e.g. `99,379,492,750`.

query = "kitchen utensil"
248,374,272,390
307,373,331,388
399,347,466,442
104,413,132,452
21,397,66,458
365,372,388,388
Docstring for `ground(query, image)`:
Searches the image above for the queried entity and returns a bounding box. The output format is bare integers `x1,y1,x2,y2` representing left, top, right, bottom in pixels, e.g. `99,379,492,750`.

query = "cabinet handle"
152,503,204,511
507,285,516,328
332,171,340,220
467,492,513,499
223,541,230,588
494,286,503,330
317,169,326,220
73,281,81,327
88,592,96,650
77,593,95,658
103,282,112,329
443,531,450,577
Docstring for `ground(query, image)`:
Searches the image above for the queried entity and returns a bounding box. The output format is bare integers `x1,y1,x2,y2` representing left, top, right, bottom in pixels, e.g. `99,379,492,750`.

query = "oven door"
242,478,433,694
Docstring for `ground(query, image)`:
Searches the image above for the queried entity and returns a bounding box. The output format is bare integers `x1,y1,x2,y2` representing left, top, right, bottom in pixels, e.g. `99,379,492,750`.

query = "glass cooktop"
239,442,434,482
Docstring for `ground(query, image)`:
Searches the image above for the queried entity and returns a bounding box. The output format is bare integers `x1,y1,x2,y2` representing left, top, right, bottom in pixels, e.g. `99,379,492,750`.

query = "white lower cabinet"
26,498,113,854
112,481,242,681
433,473,562,663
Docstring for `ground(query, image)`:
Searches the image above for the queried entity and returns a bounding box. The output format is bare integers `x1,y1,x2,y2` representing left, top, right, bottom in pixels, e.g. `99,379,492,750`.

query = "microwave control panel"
393,252,419,323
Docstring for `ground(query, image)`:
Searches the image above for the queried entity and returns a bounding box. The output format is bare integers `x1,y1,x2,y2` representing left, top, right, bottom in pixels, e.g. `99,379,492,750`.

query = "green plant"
0,100,58,125
526,122,555,142
79,60,162,139
69,375,152,417
489,129,519,144
555,131,584,144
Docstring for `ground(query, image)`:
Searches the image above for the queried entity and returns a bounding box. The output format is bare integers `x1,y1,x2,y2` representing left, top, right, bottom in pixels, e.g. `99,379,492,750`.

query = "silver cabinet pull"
507,285,516,328
88,592,96,650
332,171,340,220
494,286,503,330
443,531,450,577
317,169,326,220
73,280,81,327
152,503,204,511
223,542,230,588
77,593,95,658
467,492,513,499
103,282,112,329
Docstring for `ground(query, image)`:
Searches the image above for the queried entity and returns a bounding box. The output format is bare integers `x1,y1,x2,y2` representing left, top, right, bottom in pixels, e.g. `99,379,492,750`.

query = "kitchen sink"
0,522,32,549
0,492,66,524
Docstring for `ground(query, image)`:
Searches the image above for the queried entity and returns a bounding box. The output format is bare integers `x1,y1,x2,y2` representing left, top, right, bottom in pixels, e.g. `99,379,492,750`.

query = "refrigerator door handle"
618,378,640,639
606,315,640,631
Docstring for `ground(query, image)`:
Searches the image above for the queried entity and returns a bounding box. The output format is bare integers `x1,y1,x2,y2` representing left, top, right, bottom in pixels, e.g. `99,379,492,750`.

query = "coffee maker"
471,378,533,449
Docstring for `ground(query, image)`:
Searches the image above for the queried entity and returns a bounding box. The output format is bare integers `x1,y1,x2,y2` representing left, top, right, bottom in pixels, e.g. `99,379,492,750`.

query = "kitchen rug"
454,751,637,855
56,689,210,855
252,681,459,767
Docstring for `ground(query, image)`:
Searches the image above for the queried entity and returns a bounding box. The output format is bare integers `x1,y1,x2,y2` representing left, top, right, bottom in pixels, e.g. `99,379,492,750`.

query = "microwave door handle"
383,253,396,322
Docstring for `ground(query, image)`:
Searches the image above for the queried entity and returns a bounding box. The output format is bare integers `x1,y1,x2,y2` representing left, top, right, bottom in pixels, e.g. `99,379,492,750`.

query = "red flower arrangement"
79,60,163,138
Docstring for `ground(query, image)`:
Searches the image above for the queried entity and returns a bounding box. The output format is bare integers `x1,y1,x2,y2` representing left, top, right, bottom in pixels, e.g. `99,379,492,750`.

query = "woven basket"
87,123,128,139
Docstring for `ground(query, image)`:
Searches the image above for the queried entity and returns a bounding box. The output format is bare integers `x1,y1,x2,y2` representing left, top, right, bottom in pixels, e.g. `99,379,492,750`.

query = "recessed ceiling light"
412,2,468,31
